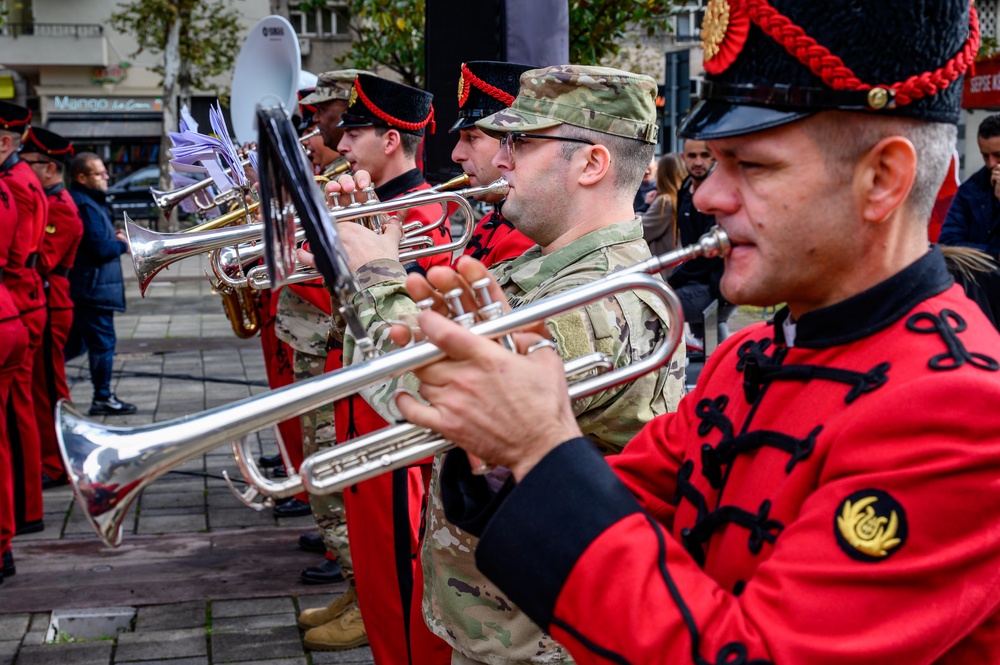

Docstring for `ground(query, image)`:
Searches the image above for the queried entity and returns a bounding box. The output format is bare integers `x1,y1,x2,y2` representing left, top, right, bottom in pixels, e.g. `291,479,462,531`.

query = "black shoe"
272,497,311,518
259,453,283,468
15,519,43,535
41,472,68,490
299,532,326,554
2,550,14,577
89,394,137,416
300,558,344,585
273,464,288,478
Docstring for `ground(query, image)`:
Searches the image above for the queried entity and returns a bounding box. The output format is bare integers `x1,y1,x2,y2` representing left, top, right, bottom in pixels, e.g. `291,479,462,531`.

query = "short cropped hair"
70,152,102,180
979,113,1000,140
374,126,422,158
556,125,656,196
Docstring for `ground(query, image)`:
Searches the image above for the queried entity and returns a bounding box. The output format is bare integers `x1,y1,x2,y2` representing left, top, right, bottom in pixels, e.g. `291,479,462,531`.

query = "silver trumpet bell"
57,227,729,547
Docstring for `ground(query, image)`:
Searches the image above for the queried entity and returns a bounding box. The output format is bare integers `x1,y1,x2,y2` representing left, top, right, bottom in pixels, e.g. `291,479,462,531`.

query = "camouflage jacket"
274,287,332,356
343,217,685,664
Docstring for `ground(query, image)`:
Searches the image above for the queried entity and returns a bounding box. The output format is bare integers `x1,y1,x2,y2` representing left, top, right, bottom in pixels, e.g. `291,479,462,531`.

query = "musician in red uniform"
0,101,48,535
0,176,28,585
20,128,82,488
300,75,452,662
394,1,1000,663
451,61,535,268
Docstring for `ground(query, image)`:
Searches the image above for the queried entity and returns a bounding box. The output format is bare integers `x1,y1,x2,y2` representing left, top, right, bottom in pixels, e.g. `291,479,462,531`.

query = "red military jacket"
0,179,19,323
40,183,83,310
461,209,534,269
0,155,47,313
444,248,1000,665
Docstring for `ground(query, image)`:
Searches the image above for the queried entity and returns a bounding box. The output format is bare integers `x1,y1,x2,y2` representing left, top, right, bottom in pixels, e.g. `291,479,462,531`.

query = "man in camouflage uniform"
330,64,686,664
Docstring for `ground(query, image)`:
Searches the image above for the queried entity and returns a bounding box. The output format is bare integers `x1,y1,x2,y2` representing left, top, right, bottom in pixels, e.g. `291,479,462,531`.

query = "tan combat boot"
302,605,368,651
297,582,357,629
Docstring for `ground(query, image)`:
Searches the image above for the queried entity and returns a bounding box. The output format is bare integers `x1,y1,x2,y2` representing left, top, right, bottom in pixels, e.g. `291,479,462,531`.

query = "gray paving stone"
209,626,303,663
0,615,29,642
210,613,296,633
136,514,206,536
140,493,206,510
309,647,375,664
114,659,207,665
14,640,114,665
208,508,274,530
0,640,17,665
134,603,207,632
224,659,307,665
210,599,295,620
115,628,206,662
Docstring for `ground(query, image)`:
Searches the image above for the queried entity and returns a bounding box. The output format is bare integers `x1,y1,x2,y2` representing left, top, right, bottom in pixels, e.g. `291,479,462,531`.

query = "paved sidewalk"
1,254,374,665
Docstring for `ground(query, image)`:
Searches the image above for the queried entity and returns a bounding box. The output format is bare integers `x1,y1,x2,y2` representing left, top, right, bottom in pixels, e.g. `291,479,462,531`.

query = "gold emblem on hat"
457,71,465,105
837,495,902,558
45,224,56,234
348,86,358,108
701,0,731,62
867,87,890,111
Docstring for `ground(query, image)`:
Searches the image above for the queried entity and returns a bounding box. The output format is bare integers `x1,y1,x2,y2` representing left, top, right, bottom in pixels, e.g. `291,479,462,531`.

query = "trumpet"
57,227,729,547
126,179,508,295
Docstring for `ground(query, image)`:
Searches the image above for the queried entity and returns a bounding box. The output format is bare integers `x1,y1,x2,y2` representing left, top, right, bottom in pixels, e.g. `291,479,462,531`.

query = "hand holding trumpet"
321,170,406,271
390,257,582,483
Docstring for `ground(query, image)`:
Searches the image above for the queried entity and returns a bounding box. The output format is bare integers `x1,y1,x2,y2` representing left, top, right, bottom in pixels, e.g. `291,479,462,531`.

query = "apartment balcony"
0,23,109,67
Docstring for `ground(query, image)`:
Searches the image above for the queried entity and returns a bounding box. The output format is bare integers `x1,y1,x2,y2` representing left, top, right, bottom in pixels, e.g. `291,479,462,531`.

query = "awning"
45,118,163,139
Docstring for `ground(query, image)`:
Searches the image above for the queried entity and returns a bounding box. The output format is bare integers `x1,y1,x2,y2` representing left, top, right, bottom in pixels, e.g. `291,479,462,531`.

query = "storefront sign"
962,56,1000,109
47,96,163,114
91,63,131,85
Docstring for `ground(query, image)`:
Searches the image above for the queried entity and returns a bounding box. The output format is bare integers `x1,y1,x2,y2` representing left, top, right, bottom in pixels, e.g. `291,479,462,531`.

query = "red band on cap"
354,77,436,134
459,63,516,108
745,0,980,107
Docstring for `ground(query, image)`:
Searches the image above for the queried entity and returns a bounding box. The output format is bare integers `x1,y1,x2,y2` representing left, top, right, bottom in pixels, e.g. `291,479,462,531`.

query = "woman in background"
641,153,687,264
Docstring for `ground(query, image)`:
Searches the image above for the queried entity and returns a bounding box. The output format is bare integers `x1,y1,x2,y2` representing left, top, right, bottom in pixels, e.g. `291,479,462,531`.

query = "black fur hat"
680,0,979,139
451,61,535,132
0,100,31,134
339,74,435,136
20,127,74,162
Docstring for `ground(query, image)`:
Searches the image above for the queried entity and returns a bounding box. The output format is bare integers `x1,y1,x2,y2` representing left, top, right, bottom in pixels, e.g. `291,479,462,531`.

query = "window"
673,2,706,43
290,2,350,38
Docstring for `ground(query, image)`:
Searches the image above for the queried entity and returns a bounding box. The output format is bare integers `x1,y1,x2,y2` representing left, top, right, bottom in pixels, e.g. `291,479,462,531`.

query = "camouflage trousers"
294,348,352,578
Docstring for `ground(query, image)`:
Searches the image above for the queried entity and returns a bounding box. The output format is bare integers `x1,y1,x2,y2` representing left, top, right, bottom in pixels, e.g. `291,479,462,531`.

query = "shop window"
289,2,349,38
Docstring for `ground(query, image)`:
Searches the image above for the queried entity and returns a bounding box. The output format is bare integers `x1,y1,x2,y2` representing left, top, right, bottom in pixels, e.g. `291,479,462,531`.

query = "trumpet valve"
444,288,476,328
472,278,504,321
329,191,342,209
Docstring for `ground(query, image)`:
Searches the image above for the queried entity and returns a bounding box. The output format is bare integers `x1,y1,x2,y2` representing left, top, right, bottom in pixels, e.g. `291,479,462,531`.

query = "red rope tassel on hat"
744,0,980,107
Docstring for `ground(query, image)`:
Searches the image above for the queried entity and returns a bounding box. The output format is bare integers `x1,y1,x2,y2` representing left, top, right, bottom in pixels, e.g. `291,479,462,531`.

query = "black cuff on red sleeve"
440,449,515,537
473,437,644,629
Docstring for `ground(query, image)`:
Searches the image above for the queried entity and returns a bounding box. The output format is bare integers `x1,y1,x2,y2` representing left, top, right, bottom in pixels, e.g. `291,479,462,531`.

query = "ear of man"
855,136,918,226
576,143,612,188
382,128,402,157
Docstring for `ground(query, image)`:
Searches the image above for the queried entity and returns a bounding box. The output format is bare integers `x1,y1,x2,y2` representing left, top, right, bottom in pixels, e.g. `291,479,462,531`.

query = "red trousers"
0,316,28,553
329,350,451,665
7,305,46,527
257,289,306,501
34,305,73,481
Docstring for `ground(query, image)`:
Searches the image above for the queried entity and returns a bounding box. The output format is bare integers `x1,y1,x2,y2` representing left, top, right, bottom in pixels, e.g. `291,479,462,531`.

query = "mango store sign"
963,57,1000,108
49,96,163,113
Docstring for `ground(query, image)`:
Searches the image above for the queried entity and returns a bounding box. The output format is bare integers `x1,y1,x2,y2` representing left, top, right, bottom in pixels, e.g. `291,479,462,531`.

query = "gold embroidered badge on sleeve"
837,495,902,558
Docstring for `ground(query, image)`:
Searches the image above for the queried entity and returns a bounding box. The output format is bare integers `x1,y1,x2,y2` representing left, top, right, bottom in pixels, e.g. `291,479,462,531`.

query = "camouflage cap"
476,65,659,144
300,69,373,105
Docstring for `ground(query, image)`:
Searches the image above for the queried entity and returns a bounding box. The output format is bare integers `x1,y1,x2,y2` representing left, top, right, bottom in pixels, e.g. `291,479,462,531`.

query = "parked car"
106,165,161,224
